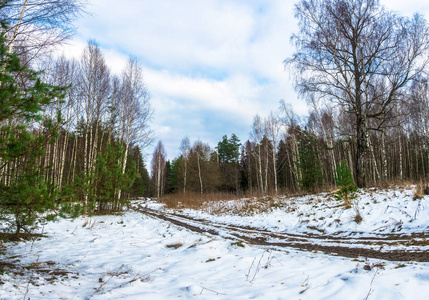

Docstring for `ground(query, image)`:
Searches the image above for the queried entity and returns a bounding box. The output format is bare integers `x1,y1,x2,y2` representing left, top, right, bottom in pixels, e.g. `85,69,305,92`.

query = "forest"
150,0,429,198
0,1,152,234
1,0,429,235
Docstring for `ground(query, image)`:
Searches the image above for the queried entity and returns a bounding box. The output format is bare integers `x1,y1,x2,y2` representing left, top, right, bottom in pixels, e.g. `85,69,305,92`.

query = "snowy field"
1,187,429,299
156,187,429,238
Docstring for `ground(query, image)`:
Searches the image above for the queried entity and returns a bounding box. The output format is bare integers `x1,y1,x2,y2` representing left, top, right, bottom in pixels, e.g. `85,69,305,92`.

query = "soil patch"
134,205,429,262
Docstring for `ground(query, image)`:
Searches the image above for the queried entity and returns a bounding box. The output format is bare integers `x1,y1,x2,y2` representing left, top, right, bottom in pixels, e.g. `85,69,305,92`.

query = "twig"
23,254,40,300
23,226,44,300
246,257,256,281
87,265,125,299
251,249,267,282
363,265,384,300
200,287,226,295
414,199,423,220
71,225,78,235
273,255,284,267
104,267,161,293
30,225,44,252
263,250,273,269
384,205,413,220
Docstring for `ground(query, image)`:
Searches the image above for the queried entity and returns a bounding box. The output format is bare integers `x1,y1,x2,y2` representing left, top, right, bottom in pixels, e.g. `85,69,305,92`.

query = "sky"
61,0,429,161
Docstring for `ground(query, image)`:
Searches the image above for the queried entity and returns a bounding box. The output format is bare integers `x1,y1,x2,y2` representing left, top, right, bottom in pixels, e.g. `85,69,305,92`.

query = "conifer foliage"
0,25,66,234
297,130,323,192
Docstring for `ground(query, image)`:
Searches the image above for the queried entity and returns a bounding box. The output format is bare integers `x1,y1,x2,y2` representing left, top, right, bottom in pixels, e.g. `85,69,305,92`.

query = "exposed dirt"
134,205,429,262
0,257,73,285
0,232,46,243
0,233,74,285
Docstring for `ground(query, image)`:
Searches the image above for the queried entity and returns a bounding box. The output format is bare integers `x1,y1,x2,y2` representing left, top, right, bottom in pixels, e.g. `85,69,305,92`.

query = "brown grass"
0,232,46,243
166,242,184,249
370,179,416,190
160,192,298,216
413,179,429,200
161,192,248,210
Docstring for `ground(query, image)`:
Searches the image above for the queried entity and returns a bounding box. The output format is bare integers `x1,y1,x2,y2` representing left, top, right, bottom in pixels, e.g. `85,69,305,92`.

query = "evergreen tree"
216,134,241,192
0,24,66,234
129,146,149,198
167,157,180,194
92,142,138,213
297,130,323,192
334,160,358,207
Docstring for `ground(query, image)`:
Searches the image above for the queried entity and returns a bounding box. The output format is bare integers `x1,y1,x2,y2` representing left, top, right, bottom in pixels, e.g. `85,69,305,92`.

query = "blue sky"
61,0,429,161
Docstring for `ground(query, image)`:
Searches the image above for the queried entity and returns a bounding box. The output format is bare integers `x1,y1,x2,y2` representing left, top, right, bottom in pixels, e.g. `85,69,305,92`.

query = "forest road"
133,204,429,262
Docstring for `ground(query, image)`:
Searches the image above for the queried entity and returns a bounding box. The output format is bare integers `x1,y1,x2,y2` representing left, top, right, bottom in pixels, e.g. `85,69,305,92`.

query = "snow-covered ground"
152,187,429,238
1,187,429,299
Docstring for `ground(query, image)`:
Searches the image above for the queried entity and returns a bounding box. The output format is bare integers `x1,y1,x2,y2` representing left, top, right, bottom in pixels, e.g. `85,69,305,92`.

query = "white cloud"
380,0,429,17
67,0,429,160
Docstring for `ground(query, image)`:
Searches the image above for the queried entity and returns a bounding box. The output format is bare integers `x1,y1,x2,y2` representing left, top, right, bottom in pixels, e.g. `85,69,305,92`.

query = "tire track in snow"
133,204,429,262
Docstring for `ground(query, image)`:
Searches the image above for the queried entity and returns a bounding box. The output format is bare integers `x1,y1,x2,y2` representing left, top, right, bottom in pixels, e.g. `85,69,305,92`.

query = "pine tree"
297,129,323,192
0,24,67,234
334,160,358,207
216,134,241,192
167,157,180,194
91,142,138,213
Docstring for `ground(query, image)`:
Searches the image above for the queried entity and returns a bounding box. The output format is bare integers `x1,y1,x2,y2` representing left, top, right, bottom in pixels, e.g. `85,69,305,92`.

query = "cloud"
380,0,429,17
66,0,429,161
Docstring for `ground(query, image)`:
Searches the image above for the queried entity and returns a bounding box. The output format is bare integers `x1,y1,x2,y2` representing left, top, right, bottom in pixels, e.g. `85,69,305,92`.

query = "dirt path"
133,204,429,262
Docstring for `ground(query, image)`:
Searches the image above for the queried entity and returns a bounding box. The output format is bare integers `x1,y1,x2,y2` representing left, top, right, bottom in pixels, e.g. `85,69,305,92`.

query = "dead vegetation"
0,257,73,285
161,192,300,216
161,192,241,209
160,182,421,215
413,179,429,200
0,232,46,243
166,242,184,249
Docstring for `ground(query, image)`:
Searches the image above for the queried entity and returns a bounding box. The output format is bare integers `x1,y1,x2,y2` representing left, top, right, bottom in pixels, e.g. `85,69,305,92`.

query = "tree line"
0,0,152,234
150,0,429,197
2,0,429,232
151,88,429,197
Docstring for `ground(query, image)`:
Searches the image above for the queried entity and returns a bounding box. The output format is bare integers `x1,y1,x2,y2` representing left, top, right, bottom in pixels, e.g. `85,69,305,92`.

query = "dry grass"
0,232,46,242
166,242,184,249
160,192,298,216
413,179,429,200
371,179,416,190
161,192,249,210
159,181,421,217
353,207,363,223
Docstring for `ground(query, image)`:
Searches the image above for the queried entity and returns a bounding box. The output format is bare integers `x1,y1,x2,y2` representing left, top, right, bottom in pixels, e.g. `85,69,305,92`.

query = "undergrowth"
413,179,429,200
161,192,291,216
161,192,241,210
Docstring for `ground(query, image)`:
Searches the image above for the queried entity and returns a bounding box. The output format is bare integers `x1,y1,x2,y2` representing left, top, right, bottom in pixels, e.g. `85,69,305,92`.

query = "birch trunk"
197,152,203,194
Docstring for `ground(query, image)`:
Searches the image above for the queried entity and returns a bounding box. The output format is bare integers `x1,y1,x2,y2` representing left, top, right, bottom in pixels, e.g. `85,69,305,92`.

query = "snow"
156,187,429,239
1,187,429,299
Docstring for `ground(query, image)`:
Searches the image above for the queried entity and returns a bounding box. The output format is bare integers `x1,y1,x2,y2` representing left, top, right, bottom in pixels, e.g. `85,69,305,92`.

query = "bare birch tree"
180,136,190,193
0,0,86,61
116,57,152,200
265,112,282,194
151,140,166,198
286,0,429,186
77,41,110,205
251,115,265,194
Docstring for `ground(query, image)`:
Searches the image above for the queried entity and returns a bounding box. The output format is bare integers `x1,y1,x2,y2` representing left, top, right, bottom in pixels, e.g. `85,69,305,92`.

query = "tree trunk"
197,152,203,194
272,146,278,195
183,157,187,194
356,114,367,187
257,142,263,194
